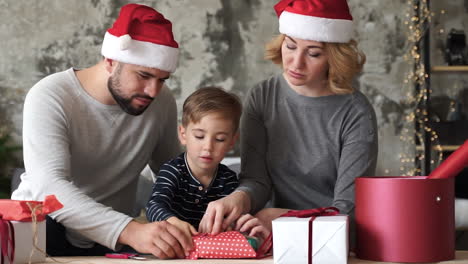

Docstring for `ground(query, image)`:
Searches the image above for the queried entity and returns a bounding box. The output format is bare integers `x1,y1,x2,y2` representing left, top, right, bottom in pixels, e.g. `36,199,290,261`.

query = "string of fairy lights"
399,0,446,176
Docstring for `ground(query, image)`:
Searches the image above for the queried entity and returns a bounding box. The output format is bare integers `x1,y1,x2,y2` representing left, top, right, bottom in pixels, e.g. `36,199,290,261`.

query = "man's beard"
107,74,153,116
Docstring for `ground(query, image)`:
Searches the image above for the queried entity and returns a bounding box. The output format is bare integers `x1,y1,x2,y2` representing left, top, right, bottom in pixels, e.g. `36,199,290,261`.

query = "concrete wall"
1,0,467,176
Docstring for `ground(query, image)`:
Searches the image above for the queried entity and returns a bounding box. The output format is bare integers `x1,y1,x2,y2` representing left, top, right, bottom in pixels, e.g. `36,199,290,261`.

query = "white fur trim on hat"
101,32,179,73
279,11,353,43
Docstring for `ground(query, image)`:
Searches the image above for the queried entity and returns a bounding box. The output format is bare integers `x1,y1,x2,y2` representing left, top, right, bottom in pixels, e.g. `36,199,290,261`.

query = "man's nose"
144,80,162,98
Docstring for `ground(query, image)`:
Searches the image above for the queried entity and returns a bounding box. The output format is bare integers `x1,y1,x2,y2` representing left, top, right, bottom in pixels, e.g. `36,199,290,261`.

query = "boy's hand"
167,217,198,239
234,213,269,241
199,191,251,235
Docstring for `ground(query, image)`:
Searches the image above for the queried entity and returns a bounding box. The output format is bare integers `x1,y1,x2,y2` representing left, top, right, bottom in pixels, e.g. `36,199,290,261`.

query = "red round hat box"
355,176,455,263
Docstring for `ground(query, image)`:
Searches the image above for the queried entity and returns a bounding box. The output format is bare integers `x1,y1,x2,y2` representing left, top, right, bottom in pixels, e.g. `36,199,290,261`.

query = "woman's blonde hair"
265,34,366,94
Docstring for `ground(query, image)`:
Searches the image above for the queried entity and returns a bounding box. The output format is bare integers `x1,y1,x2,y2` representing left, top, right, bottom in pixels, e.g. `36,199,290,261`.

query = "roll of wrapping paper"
428,140,468,179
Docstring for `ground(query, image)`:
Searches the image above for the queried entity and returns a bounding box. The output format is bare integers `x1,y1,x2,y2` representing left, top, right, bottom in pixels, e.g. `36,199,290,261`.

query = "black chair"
9,167,24,194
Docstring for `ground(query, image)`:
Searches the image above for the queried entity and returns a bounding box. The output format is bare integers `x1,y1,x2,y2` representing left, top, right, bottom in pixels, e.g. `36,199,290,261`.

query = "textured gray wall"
1,0,467,176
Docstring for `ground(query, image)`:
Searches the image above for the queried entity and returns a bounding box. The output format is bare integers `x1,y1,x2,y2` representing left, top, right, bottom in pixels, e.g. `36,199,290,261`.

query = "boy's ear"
229,132,240,149
178,125,187,145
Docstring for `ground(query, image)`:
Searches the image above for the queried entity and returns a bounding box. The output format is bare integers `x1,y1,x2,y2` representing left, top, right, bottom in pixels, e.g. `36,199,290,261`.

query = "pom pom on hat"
274,0,354,43
119,34,132,50
101,3,179,72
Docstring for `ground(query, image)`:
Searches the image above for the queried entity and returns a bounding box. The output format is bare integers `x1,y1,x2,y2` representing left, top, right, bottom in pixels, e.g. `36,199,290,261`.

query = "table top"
38,251,468,264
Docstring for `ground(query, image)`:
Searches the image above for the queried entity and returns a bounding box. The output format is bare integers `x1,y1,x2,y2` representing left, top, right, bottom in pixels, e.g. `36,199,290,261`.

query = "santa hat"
274,0,353,43
101,4,179,72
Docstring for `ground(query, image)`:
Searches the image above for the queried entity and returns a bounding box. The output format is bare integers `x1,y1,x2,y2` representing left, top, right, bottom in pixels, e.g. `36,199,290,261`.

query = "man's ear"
104,58,116,74
178,125,187,145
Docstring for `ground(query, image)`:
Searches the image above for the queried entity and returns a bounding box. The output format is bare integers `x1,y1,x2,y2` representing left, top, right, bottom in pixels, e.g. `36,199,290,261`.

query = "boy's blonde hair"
182,87,242,131
264,34,366,94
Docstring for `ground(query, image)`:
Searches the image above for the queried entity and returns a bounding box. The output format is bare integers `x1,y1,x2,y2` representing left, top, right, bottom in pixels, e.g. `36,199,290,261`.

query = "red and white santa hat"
101,4,179,72
274,0,353,43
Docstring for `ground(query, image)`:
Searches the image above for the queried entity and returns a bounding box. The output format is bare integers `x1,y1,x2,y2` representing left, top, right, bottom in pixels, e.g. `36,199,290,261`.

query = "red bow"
0,215,15,264
257,207,340,261
274,0,297,17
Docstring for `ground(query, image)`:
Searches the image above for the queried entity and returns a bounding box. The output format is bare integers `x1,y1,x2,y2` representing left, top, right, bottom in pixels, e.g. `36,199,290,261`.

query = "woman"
199,0,378,236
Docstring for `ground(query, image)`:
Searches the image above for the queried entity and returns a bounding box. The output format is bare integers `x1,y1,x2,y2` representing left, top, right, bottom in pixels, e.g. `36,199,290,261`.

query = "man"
12,3,192,258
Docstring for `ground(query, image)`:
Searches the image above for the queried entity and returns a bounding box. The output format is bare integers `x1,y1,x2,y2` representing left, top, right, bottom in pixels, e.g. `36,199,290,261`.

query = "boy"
146,87,265,240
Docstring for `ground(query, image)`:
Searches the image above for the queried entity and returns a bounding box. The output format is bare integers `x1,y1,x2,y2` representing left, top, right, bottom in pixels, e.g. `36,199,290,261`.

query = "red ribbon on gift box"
0,214,15,264
257,207,340,263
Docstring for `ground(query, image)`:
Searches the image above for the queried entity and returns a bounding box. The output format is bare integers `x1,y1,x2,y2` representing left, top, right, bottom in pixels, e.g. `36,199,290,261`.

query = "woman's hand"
234,213,269,241
199,191,251,235
167,217,198,239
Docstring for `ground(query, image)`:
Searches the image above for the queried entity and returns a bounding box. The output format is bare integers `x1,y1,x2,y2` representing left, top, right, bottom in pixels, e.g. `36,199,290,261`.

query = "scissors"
105,253,147,260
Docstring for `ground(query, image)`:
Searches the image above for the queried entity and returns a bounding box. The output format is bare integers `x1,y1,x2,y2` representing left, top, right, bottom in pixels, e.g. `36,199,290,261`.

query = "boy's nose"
203,140,214,151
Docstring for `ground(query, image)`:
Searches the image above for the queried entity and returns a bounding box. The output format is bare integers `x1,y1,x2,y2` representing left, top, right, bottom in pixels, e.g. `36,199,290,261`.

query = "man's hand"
234,213,269,241
167,217,198,240
198,191,251,235
118,220,193,259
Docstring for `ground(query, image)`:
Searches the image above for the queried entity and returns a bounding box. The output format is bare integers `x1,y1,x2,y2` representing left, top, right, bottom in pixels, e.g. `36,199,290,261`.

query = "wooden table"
37,251,468,264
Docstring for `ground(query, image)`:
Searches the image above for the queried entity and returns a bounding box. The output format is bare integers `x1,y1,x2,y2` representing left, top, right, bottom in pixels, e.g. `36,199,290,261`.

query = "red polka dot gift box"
187,231,260,259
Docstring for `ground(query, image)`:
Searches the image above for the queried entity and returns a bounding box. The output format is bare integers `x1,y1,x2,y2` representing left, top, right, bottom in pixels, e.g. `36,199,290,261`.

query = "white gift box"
1,221,46,264
272,215,348,264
